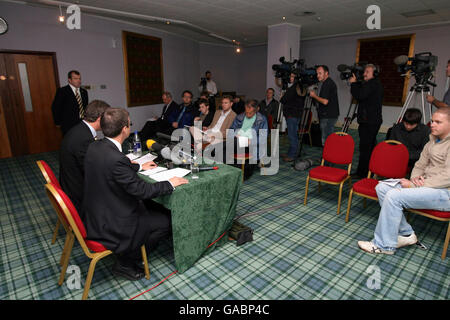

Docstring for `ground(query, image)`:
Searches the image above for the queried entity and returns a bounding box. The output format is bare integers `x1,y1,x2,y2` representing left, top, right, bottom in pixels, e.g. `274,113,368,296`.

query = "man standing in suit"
139,91,179,140
83,108,188,280
59,100,110,216
51,70,89,135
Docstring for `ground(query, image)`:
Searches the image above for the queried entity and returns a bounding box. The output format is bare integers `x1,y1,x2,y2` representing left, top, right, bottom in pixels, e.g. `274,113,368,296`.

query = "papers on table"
139,166,168,176
145,168,191,182
379,178,402,187
132,153,157,165
126,153,139,161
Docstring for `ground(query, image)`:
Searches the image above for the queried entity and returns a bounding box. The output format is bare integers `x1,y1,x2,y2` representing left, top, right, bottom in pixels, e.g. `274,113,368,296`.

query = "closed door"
0,52,62,156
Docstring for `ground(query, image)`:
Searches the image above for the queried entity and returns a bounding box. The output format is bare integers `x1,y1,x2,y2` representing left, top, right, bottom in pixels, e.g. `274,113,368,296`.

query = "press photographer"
426,59,450,109
349,64,384,178
309,65,340,146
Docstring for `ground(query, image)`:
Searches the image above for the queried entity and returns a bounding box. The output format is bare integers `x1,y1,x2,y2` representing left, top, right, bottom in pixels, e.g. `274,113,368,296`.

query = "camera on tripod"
272,57,318,90
394,52,438,87
337,62,368,82
200,77,207,87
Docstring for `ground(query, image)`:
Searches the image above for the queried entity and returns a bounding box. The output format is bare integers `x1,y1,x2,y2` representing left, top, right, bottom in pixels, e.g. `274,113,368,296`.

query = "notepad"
379,178,402,187
133,153,157,165
139,166,168,176
148,168,191,182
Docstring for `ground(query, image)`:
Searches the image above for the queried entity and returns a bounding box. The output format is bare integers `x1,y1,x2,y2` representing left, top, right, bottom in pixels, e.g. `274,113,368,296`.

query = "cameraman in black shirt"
309,65,340,146
278,73,307,162
350,64,383,178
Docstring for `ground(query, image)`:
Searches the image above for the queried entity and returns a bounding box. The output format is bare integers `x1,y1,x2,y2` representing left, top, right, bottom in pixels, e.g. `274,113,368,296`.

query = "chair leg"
241,162,245,182
441,222,450,260
308,133,312,147
52,220,60,244
141,245,150,280
58,234,74,286
363,198,367,209
318,182,322,193
345,189,354,223
337,182,344,215
60,232,71,266
82,255,102,300
304,176,310,205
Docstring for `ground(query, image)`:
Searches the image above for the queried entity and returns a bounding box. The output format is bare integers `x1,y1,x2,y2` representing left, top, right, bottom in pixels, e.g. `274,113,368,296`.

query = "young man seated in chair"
358,107,450,255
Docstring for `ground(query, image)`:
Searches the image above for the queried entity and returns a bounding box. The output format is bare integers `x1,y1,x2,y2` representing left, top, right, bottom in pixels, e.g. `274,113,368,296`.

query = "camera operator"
426,59,450,109
277,73,307,162
350,64,384,178
309,65,340,146
198,70,217,97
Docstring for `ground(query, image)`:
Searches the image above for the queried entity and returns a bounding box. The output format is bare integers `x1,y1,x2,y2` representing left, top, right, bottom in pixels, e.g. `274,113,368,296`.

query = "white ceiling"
16,0,450,45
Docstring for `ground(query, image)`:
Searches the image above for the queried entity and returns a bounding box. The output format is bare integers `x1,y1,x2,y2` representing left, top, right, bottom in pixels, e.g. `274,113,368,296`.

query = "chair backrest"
322,132,355,164
268,115,273,130
37,160,61,189
369,140,409,178
45,183,92,255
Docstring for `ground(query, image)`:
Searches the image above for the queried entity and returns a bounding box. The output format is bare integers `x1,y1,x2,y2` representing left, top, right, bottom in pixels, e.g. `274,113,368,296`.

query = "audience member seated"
386,108,431,169
232,95,245,115
167,90,195,134
191,95,237,145
229,99,268,179
192,91,209,118
193,98,214,128
258,88,279,128
358,107,450,255
59,100,110,216
140,91,179,140
83,108,188,280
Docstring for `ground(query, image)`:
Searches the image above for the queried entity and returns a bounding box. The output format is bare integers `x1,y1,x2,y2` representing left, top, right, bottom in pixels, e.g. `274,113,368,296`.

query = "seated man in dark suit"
167,90,195,134
83,108,188,280
139,91,179,140
232,95,245,115
386,108,431,168
59,100,110,216
51,70,89,135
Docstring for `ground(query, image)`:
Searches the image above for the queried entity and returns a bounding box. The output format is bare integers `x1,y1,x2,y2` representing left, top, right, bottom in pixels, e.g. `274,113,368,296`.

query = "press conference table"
138,161,242,273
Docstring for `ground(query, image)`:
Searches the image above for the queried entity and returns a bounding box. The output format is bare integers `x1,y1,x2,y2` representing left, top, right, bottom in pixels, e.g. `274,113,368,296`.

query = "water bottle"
133,131,142,156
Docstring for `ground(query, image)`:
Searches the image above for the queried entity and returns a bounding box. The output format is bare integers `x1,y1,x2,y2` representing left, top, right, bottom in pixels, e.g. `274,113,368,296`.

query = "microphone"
394,55,409,65
198,166,218,171
160,147,182,165
146,139,164,152
156,132,180,142
337,64,349,72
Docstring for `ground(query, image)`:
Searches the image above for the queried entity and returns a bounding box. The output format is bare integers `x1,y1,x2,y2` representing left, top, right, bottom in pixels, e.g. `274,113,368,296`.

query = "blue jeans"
286,117,300,158
373,183,450,251
319,118,337,145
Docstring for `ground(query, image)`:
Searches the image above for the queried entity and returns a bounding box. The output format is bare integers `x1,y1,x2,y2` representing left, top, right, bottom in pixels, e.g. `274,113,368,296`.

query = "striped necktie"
75,88,84,119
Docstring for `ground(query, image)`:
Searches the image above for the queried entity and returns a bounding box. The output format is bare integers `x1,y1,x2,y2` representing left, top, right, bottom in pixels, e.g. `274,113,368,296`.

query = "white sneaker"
397,233,418,248
357,240,395,255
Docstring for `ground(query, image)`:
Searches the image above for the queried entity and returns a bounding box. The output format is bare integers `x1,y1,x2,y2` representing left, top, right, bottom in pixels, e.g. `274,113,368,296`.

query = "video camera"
394,52,437,87
272,57,318,90
337,62,368,82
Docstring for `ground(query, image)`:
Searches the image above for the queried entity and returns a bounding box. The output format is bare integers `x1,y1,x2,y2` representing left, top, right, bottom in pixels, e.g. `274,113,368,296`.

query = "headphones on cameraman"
368,64,380,78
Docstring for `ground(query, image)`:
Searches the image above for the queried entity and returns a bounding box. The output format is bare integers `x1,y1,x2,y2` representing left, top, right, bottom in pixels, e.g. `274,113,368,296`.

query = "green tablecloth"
139,162,242,273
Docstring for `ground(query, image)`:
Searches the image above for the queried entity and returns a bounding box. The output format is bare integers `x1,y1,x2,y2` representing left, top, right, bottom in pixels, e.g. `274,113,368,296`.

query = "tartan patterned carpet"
0,130,448,300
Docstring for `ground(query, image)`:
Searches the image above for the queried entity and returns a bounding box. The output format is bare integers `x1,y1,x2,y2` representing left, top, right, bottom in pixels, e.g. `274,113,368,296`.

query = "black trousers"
117,200,171,266
356,122,381,177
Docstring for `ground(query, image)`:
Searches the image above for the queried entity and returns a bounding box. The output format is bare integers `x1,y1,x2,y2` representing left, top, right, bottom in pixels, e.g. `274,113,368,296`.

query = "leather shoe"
112,261,145,281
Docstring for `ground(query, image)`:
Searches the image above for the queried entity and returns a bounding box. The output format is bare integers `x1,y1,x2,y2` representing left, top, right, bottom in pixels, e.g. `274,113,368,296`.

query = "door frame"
0,49,61,156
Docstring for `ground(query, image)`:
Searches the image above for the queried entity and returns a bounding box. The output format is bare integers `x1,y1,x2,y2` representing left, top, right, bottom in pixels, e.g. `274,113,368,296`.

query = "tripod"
294,95,314,160
397,82,434,125
342,97,359,133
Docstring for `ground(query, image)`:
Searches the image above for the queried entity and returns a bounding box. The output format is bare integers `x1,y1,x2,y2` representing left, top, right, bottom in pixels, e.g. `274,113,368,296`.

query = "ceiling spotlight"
58,5,65,23
282,16,286,20
236,47,241,53
166,21,171,25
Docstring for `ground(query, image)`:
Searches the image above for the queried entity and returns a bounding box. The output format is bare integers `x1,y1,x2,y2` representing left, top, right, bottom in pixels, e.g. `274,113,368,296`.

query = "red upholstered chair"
406,209,450,260
345,140,409,223
45,183,150,300
268,115,274,130
36,160,63,244
304,132,354,215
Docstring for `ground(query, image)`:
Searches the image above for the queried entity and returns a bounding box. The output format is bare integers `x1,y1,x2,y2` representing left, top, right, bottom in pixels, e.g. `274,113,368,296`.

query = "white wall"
0,1,200,131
